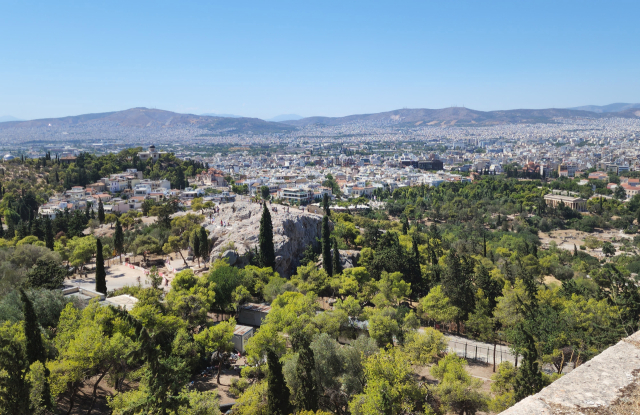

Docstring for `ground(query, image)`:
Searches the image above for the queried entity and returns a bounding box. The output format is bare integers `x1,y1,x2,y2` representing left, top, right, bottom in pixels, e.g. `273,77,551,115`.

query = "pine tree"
95,238,107,294
198,226,209,263
332,237,342,276
98,199,105,223
114,219,124,261
44,216,53,250
322,215,332,276
294,340,319,412
259,203,275,269
266,349,292,415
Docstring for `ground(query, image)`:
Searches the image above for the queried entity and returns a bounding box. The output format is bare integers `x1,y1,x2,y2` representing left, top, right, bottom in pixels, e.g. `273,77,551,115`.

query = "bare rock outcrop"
206,201,328,277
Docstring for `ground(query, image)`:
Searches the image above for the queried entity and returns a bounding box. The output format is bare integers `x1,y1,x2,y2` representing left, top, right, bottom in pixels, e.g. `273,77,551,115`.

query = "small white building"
232,325,254,354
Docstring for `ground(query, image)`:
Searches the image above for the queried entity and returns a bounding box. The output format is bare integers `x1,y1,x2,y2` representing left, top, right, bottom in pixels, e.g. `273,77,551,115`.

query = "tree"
195,318,236,384
293,339,319,412
0,322,31,415
403,328,447,365
489,362,517,412
68,236,97,270
266,349,292,415
131,234,160,265
20,290,53,412
95,238,107,294
259,204,275,269
349,347,428,415
192,231,201,266
614,184,627,200
331,238,342,276
431,353,489,415
419,285,459,327
163,235,189,267
199,226,209,264
322,193,330,216
114,219,124,261
20,290,46,366
260,186,271,200
322,215,332,277
513,329,544,402
97,199,105,224
441,252,475,332
602,241,616,257
26,258,67,289
43,216,54,250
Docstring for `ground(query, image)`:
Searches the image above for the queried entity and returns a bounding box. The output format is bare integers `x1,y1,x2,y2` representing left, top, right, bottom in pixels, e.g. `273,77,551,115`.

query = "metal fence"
447,339,520,367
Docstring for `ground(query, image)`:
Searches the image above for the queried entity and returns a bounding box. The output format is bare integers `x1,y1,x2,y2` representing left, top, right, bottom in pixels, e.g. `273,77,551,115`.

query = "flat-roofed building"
232,325,254,353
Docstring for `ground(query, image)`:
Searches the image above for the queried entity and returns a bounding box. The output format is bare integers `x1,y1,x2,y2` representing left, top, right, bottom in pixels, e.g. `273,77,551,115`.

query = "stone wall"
501,331,640,414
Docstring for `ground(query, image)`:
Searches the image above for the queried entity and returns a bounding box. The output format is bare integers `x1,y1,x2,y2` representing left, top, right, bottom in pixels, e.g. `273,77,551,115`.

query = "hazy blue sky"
1,1,639,120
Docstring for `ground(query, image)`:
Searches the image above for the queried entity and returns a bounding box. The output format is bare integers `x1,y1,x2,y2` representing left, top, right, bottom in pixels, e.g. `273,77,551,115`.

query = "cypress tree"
20,289,46,365
198,226,209,263
259,203,275,269
44,216,53,250
322,215,332,276
98,199,105,224
114,219,124,261
322,193,330,216
95,238,107,294
21,289,53,412
0,215,4,239
192,231,201,266
266,349,292,415
85,204,91,221
514,329,544,402
332,237,342,276
294,340,319,412
483,233,487,257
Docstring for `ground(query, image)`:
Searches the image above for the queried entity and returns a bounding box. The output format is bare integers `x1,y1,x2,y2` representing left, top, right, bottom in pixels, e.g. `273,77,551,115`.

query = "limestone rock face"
222,250,238,265
206,201,328,277
318,249,361,270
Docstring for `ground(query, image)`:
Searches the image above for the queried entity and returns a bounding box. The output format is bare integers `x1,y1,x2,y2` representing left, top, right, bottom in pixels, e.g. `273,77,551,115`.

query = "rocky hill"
204,201,328,277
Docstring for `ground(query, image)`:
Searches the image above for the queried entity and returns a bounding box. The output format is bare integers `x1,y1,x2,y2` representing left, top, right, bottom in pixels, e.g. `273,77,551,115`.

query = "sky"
1,0,640,120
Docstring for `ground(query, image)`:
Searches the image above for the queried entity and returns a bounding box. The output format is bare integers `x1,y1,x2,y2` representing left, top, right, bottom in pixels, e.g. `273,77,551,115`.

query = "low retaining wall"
501,331,640,414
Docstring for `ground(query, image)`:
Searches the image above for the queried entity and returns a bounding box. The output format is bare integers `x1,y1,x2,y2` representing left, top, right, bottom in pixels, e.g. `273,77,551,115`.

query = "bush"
229,377,250,397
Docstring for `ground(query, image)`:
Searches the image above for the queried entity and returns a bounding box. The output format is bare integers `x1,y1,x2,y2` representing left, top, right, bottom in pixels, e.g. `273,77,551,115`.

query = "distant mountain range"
568,103,640,113
0,108,295,134
1,104,639,133
283,106,640,127
0,116,22,123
